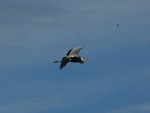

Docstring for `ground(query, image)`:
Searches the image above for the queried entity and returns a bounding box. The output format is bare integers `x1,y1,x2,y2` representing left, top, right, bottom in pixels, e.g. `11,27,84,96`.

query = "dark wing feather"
60,57,69,69
66,49,73,55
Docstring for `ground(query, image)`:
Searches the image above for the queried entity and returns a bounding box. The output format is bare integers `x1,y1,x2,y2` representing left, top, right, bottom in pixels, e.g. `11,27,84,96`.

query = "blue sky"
0,0,150,113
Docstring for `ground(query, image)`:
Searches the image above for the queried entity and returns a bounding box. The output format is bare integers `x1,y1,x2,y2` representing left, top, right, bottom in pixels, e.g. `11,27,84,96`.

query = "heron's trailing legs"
53,60,61,63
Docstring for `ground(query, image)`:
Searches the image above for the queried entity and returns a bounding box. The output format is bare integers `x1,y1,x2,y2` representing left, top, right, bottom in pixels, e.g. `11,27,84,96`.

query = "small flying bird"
117,24,120,27
54,47,88,69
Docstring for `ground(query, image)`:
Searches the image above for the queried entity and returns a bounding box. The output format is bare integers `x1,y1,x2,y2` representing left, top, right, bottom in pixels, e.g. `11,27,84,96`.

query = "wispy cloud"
1,67,149,113
106,103,150,113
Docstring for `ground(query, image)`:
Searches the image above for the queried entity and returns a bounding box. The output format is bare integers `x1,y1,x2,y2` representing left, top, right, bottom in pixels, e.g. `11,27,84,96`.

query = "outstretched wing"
60,57,69,69
67,47,83,56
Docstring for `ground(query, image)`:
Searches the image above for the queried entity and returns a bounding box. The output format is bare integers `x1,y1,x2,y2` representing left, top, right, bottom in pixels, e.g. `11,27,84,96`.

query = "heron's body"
54,47,87,69
69,57,84,63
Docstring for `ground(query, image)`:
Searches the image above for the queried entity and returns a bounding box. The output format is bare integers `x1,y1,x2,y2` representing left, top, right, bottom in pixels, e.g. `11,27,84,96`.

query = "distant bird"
54,47,88,69
117,24,120,27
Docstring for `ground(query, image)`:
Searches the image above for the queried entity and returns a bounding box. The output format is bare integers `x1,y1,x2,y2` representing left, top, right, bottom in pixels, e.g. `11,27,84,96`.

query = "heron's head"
81,57,88,63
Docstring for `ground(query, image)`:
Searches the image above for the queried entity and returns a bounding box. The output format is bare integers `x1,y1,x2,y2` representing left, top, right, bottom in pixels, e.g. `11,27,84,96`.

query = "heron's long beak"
86,58,89,61
83,57,89,61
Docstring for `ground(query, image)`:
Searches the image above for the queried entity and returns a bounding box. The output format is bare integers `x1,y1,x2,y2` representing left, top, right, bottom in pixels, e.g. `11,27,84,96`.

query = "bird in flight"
54,47,88,69
117,24,120,27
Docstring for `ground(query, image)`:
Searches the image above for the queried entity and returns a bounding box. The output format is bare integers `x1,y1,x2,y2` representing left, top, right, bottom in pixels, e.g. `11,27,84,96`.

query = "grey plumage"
54,47,88,69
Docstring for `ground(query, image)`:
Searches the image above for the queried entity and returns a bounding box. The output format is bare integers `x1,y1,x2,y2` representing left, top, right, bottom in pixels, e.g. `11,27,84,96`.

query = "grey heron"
54,47,88,69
